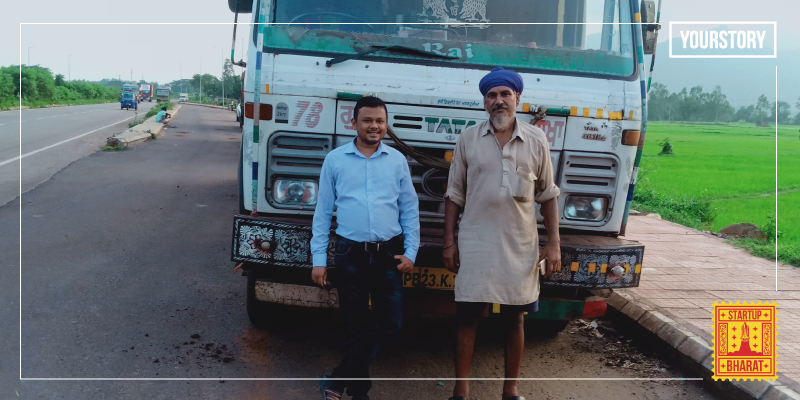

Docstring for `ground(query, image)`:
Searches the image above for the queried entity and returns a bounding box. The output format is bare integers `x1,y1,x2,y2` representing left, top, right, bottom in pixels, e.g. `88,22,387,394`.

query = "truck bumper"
233,214,641,319
249,280,607,320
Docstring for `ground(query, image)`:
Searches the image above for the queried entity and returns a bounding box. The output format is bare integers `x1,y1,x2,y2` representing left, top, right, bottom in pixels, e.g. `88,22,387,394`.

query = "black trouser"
327,235,404,397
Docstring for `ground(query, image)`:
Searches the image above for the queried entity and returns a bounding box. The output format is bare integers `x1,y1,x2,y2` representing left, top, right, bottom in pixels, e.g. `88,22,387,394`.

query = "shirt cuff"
444,188,465,208
403,248,418,264
312,253,328,267
534,184,561,204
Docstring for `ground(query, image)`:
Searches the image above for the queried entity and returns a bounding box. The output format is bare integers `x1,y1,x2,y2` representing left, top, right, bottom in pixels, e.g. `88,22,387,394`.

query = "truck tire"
526,319,570,337
246,275,272,329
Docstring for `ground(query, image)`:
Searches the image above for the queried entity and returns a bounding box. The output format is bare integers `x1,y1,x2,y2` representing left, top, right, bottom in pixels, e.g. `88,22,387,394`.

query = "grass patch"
0,98,116,110
101,145,123,151
638,122,799,266
642,122,799,198
727,238,800,267
632,185,716,231
128,120,144,129
144,101,173,120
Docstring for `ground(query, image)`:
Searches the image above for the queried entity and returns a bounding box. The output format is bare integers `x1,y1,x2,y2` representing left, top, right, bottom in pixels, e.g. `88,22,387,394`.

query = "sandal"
503,397,525,400
318,375,343,400
449,397,467,400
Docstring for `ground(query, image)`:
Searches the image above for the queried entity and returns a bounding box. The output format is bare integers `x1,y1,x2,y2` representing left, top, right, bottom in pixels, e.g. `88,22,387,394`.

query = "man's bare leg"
453,315,480,398
501,310,525,398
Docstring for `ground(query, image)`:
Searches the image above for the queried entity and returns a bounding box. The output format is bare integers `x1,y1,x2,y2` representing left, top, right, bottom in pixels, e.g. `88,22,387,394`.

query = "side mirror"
640,0,658,55
228,0,253,13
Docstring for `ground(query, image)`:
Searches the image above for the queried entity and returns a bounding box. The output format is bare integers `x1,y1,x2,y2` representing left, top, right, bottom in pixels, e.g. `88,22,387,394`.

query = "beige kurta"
444,119,560,305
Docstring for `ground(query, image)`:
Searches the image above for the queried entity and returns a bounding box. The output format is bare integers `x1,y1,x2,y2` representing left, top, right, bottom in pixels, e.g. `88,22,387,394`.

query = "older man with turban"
442,67,562,400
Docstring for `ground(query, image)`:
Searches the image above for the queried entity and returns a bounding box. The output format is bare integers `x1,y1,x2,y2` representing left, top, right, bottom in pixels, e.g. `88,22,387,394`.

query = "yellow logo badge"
713,302,778,380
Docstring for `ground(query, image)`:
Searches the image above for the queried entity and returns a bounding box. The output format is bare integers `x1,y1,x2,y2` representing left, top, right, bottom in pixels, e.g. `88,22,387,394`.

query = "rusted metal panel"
254,281,339,308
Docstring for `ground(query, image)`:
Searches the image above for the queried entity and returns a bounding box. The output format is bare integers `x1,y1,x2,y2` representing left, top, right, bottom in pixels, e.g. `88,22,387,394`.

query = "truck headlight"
564,196,608,221
273,179,318,206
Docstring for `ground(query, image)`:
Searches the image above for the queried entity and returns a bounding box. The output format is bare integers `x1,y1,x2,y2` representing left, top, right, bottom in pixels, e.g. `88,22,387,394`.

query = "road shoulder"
601,215,800,400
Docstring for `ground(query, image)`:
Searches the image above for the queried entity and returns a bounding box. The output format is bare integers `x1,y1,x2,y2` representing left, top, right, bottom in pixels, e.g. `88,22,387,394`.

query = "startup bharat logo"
669,22,777,58
712,302,778,381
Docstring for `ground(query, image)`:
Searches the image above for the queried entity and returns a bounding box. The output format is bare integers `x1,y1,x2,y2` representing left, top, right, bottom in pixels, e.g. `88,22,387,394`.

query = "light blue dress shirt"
311,139,420,267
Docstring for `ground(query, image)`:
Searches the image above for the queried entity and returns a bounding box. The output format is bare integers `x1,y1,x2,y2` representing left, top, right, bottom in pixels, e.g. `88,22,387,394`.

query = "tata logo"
444,134,457,142
424,117,479,134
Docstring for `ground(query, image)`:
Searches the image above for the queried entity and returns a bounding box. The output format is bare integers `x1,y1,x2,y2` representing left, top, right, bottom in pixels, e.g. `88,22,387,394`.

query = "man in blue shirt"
311,96,420,400
155,107,170,123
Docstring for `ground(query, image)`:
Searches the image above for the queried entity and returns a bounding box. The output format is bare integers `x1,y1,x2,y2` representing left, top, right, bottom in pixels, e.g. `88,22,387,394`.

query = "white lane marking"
0,116,136,167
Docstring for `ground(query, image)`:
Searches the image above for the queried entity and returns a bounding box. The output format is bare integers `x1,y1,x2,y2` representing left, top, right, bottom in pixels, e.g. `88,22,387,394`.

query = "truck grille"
384,143,451,217
560,152,619,195
267,133,332,184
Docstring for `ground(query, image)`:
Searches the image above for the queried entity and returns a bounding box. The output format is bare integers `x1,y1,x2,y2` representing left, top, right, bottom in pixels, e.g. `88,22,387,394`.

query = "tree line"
163,60,242,100
0,65,121,109
648,82,800,125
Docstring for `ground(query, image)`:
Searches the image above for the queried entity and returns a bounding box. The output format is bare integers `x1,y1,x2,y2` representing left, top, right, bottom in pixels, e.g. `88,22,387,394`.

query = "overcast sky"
2,0,798,84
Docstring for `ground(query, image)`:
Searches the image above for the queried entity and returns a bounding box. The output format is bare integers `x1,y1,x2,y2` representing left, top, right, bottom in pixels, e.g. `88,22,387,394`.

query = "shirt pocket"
372,165,400,200
511,165,536,203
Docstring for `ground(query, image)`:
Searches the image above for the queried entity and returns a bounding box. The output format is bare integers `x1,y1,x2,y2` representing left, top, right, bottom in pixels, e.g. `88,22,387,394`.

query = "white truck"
227,0,659,334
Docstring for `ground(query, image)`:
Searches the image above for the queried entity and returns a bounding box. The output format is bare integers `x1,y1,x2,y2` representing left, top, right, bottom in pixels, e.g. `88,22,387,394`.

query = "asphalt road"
0,101,160,207
0,105,721,400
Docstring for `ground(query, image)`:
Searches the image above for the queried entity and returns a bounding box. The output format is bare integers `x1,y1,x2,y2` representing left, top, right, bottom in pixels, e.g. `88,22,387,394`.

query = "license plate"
402,267,456,290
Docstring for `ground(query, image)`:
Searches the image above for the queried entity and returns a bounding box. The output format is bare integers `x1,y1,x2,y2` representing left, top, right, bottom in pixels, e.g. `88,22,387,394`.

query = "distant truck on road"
140,84,154,102
179,93,189,102
122,83,140,103
120,91,137,110
156,87,171,102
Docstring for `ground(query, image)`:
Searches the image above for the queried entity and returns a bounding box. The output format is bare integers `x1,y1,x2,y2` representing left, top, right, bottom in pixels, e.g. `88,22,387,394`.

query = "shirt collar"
344,137,390,158
481,118,526,142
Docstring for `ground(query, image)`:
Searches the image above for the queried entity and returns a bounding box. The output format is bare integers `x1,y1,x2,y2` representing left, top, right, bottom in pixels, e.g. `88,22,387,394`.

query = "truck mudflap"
232,215,644,290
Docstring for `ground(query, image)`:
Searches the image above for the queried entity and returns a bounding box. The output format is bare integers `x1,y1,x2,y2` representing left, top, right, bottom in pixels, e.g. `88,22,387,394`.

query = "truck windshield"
269,0,636,78
122,92,134,99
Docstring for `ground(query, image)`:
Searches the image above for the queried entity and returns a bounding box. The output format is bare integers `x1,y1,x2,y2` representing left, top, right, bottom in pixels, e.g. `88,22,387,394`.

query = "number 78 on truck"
226,0,661,333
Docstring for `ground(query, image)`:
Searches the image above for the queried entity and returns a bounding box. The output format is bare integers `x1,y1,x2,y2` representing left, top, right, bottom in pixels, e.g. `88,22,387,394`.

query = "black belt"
336,234,404,252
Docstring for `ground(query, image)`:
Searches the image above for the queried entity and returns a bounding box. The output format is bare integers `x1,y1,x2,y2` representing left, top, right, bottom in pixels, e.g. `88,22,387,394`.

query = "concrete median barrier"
106,104,182,148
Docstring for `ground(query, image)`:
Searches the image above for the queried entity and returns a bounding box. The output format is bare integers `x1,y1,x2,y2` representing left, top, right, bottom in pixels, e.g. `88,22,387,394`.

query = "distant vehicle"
156,87,171,102
179,93,189,102
140,84,154,102
122,84,140,104
120,91,137,110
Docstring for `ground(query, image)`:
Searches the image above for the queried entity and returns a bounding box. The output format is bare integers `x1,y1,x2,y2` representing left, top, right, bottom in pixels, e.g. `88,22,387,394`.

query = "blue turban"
479,67,524,96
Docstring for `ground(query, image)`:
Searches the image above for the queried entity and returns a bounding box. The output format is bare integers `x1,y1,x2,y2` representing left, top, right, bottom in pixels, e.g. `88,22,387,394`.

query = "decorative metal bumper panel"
233,216,316,267
543,243,644,289
232,216,645,290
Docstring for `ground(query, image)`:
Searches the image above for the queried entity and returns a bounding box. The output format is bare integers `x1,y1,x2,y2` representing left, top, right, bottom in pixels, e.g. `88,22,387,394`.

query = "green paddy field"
634,122,799,265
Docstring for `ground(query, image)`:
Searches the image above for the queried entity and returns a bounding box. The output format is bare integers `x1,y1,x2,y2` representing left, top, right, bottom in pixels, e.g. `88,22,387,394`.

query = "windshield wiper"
325,45,459,67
